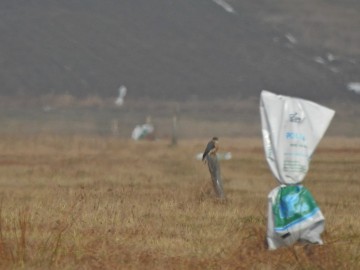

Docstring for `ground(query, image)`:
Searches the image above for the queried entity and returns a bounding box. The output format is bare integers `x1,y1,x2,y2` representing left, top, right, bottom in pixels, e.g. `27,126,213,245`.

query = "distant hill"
0,0,359,102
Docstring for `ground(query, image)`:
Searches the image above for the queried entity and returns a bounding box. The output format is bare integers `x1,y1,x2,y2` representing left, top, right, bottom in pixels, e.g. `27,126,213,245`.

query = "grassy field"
0,135,359,269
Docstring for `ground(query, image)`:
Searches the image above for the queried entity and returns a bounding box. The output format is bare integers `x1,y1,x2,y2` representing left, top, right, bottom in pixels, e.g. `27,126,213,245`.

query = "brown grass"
0,135,359,269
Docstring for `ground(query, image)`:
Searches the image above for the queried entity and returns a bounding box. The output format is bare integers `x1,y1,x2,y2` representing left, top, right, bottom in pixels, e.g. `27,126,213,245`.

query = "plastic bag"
267,185,324,250
131,124,155,140
260,90,335,249
260,90,335,185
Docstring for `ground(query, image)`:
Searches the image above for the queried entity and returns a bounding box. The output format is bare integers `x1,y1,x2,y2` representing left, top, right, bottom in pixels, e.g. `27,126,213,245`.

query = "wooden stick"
206,154,225,199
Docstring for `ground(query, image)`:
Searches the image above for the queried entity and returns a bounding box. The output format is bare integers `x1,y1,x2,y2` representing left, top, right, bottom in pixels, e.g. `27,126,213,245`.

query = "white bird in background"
115,85,127,106
347,82,360,94
285,33,297,45
212,0,236,14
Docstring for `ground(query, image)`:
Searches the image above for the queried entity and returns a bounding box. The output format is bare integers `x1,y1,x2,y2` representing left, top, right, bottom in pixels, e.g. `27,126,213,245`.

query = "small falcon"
202,137,219,161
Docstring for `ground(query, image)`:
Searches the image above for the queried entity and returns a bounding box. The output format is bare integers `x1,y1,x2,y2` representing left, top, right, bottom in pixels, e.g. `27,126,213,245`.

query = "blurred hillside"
0,0,359,102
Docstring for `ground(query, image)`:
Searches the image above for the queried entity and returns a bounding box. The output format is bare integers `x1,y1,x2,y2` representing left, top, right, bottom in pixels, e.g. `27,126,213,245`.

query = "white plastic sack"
260,90,335,250
131,124,155,140
260,90,335,185
267,185,325,250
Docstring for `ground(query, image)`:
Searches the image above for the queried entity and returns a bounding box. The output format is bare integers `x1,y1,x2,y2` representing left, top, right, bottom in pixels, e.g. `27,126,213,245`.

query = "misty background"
0,0,359,138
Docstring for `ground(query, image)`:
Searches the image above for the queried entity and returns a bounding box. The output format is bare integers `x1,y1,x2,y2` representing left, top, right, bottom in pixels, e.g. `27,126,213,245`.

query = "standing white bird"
115,85,127,106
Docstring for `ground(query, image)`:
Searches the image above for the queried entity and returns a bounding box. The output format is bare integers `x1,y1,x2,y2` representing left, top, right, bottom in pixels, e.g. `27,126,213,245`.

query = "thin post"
171,115,178,146
111,119,119,136
206,154,225,199
171,103,180,146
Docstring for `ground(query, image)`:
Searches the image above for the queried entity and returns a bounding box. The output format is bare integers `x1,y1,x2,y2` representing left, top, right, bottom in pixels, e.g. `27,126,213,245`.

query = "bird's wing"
202,141,215,160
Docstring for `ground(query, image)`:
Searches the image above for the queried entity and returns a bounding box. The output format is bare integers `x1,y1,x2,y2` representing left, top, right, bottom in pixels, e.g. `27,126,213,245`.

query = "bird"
115,85,127,106
202,137,219,162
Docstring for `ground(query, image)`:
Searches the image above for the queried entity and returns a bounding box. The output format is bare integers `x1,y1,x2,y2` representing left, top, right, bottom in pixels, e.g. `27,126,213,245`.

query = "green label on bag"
273,185,319,232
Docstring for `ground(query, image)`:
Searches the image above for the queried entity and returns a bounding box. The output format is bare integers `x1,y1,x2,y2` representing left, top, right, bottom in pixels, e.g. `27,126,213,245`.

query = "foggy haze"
0,0,359,102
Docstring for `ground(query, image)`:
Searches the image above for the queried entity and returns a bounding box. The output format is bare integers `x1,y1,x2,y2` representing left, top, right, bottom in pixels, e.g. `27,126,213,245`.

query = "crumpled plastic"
260,90,335,249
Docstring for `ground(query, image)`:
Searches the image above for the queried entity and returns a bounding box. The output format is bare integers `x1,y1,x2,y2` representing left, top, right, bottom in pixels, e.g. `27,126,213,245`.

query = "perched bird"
202,137,219,162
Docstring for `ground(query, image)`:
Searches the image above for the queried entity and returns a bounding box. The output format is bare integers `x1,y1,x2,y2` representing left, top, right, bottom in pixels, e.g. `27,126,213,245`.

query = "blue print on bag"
279,192,310,219
286,132,305,141
274,186,320,232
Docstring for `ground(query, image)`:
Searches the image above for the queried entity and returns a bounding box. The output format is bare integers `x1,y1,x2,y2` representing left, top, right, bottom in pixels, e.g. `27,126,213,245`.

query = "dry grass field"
0,135,359,269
